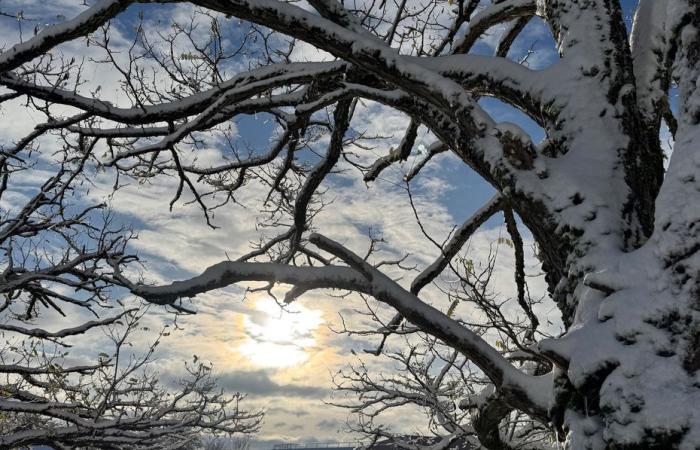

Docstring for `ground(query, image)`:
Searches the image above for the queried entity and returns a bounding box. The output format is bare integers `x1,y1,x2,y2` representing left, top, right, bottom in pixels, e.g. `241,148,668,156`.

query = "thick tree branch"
0,0,136,72
452,0,537,54
309,234,550,418
291,99,353,249
125,233,550,418
0,309,135,340
1,62,346,125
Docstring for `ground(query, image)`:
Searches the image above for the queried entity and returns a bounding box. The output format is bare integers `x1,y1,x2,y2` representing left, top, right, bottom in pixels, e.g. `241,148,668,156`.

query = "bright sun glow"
239,298,323,368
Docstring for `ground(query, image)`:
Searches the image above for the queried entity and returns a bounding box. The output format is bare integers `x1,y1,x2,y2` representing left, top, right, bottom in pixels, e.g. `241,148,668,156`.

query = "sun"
238,298,323,368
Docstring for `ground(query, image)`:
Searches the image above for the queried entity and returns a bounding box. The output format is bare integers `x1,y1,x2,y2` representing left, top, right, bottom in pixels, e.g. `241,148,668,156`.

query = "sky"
0,0,663,448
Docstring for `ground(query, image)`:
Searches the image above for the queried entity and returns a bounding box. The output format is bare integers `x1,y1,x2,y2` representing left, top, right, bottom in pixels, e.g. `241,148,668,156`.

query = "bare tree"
0,55,262,445
331,238,554,450
1,1,699,449
0,303,263,449
332,337,553,450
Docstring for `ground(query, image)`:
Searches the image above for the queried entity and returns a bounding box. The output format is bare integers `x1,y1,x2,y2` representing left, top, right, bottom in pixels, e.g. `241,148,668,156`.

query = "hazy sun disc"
239,298,323,368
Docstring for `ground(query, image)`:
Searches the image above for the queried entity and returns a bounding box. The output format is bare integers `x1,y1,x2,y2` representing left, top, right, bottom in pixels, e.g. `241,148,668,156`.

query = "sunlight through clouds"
239,298,323,368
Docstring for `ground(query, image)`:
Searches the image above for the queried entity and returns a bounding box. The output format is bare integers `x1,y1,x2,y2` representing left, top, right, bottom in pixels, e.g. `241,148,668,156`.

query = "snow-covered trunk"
645,0,700,385
486,0,664,324
527,2,700,448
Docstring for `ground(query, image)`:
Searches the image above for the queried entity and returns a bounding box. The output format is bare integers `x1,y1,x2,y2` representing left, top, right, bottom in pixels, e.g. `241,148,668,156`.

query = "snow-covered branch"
127,233,551,419
1,62,346,126
453,0,538,54
630,0,674,128
0,0,135,72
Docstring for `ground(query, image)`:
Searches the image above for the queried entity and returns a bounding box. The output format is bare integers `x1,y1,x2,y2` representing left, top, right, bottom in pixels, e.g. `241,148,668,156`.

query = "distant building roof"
372,436,474,449
272,443,358,450
270,436,474,450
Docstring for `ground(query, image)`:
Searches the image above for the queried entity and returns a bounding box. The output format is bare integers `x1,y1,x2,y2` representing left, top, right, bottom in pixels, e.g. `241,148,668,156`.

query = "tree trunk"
529,3,700,448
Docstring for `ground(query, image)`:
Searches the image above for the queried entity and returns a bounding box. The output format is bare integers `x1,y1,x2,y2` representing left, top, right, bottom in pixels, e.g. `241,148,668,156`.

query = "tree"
0,33,264,444
330,239,554,449
0,0,698,449
0,303,263,449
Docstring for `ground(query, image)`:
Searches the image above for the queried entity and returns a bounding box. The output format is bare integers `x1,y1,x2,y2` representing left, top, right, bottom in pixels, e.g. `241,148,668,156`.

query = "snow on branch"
121,262,369,305
1,61,346,126
0,309,136,342
0,0,133,72
630,0,674,127
452,0,538,54
121,231,550,417
192,0,508,125
0,362,103,375
308,234,551,418
415,56,546,124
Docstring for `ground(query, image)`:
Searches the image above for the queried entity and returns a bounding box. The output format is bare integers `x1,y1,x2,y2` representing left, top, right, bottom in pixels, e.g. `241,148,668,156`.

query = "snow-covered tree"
1,0,699,449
